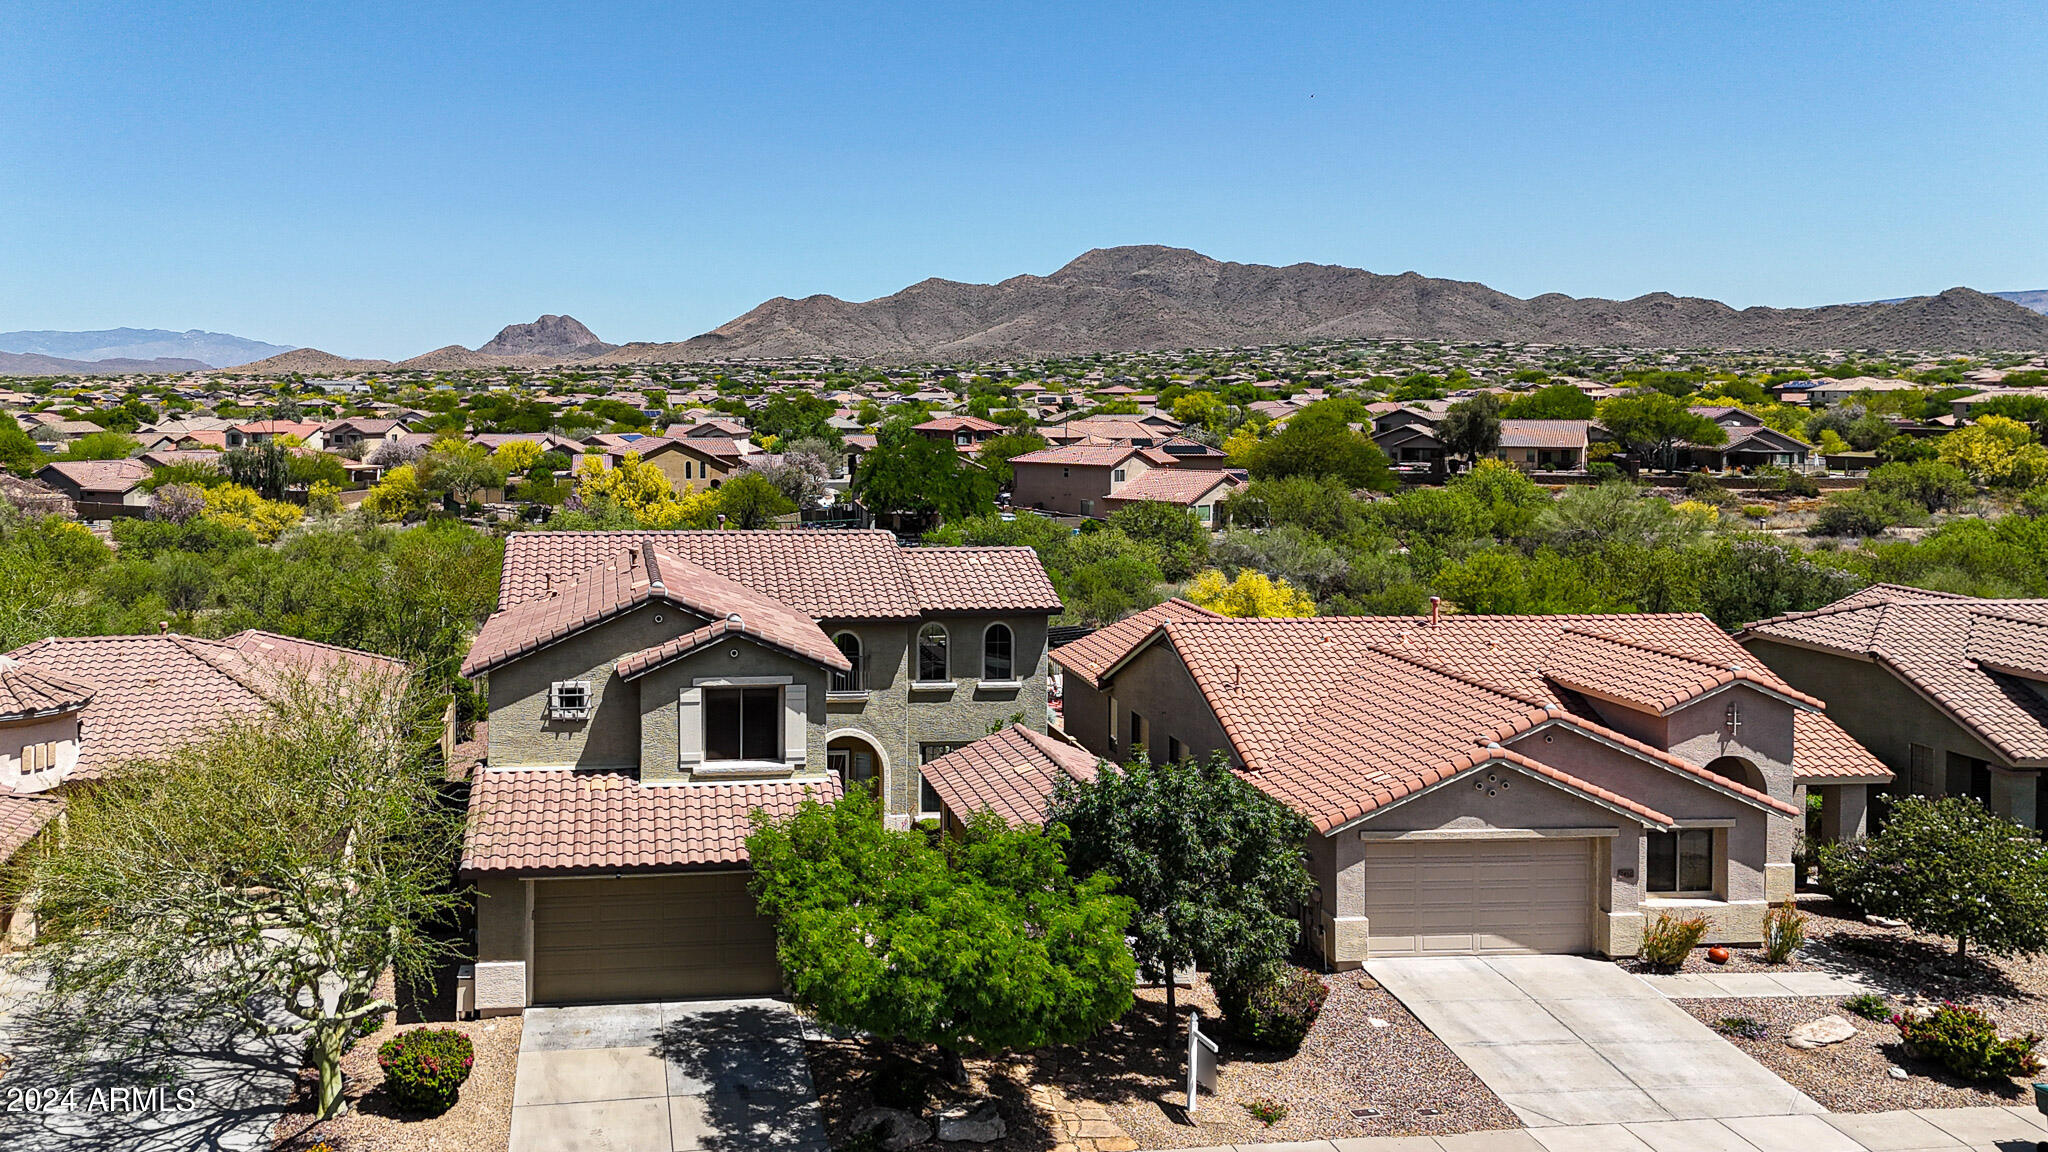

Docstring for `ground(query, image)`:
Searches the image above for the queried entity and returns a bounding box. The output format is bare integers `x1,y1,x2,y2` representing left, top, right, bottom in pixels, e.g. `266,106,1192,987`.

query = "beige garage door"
1364,838,1593,957
531,873,782,1004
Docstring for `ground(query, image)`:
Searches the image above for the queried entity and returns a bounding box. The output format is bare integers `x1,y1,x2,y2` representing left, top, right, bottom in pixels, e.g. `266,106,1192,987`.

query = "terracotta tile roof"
465,541,846,676
914,415,1004,434
898,548,1063,614
460,771,840,874
0,656,96,720
1057,612,1817,831
1009,444,1149,468
918,726,1102,826
617,616,850,680
1741,592,2048,765
1051,598,1224,690
1498,420,1590,449
1793,711,1893,782
1102,469,1237,507
0,793,64,864
1543,629,1824,714
3,631,404,778
492,530,1057,623
37,460,150,494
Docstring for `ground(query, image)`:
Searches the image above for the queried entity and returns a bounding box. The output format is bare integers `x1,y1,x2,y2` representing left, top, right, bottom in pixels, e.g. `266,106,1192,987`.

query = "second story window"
832,632,864,692
547,680,592,720
705,686,781,762
982,623,1014,681
917,623,950,683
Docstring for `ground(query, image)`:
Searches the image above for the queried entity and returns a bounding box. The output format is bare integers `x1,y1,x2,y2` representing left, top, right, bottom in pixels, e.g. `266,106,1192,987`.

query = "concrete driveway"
509,999,826,1152
1367,955,1823,1128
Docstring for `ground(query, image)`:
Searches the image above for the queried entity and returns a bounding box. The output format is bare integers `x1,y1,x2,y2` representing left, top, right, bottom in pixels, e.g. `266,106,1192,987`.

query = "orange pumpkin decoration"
1707,946,1732,964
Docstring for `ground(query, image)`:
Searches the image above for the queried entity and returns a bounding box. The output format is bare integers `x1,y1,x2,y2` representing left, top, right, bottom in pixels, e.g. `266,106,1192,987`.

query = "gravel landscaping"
271,1015,521,1152
1649,896,2048,1112
807,969,1518,1150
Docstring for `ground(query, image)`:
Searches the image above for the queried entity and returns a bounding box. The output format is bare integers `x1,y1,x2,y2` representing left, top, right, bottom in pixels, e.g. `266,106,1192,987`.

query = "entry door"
1364,838,1594,957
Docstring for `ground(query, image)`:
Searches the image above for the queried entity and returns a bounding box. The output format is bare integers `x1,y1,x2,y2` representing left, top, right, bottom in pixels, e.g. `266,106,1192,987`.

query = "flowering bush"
1217,965,1328,1050
376,1028,474,1113
1895,1002,2042,1081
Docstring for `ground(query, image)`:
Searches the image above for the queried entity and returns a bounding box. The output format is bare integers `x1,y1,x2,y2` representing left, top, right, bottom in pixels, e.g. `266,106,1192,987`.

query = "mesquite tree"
13,669,464,1119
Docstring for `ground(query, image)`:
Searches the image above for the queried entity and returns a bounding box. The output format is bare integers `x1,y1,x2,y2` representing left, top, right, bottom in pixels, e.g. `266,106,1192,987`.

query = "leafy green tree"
1436,548,1625,615
1244,402,1396,490
975,431,1048,489
1868,459,1973,513
0,417,42,474
287,450,349,491
746,790,1135,1063
1877,434,1940,464
1500,384,1596,421
1820,796,2048,957
1695,538,1863,629
854,421,996,527
1438,393,1504,466
12,670,464,1119
1447,458,1550,539
1596,393,1725,471
1221,476,1374,539
714,471,797,528
755,393,840,445
222,441,291,499
1811,489,1924,537
1049,753,1312,1013
417,437,504,503
1107,501,1210,581
59,430,141,461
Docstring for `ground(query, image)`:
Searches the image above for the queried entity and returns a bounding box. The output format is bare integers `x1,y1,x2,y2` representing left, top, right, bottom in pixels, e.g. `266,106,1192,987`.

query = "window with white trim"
547,680,592,720
982,623,1014,681
1647,829,1715,895
917,623,950,682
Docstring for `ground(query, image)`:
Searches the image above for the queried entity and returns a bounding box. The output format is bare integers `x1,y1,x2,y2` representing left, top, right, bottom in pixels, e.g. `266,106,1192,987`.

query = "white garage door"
1364,838,1593,957
531,873,782,1004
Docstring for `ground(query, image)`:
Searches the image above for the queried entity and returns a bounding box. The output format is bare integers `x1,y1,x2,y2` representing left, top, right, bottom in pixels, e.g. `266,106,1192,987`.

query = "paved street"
509,998,826,1152
1366,955,1823,1127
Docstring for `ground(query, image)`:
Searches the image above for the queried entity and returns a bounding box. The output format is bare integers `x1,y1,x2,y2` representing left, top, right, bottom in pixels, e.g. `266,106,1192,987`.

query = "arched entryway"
1705,755,1766,794
824,729,889,800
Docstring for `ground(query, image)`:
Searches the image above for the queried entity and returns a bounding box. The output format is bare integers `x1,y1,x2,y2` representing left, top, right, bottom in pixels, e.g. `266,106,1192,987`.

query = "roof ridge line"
1363,643,1553,710
1560,625,1742,671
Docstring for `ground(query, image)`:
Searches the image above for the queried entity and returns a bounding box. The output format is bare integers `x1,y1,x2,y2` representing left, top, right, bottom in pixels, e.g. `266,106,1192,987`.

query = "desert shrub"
1587,461,1621,482
1895,1002,2042,1081
1819,795,2048,957
376,1028,475,1113
1216,965,1328,1050
1812,489,1924,537
1714,1016,1770,1040
1639,911,1709,970
1741,503,1774,520
1762,900,1807,964
1242,1096,1288,1126
1842,993,1891,1021
1684,472,1732,504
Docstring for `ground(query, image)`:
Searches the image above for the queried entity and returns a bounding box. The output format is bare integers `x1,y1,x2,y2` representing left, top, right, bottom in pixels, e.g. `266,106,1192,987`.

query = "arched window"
832,632,863,693
982,623,1014,681
917,623,950,682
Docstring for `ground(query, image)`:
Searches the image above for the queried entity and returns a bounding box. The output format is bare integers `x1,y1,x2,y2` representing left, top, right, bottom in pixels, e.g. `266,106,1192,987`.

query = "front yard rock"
936,1100,1006,1142
1786,1014,1857,1049
853,1106,933,1150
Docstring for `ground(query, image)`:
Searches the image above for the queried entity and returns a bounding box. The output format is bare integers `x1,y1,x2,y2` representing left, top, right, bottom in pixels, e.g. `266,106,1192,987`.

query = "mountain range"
0,327,295,371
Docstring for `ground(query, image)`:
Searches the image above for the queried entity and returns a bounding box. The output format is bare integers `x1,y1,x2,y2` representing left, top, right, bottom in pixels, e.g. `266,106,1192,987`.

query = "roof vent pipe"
1428,596,1442,626
158,621,170,635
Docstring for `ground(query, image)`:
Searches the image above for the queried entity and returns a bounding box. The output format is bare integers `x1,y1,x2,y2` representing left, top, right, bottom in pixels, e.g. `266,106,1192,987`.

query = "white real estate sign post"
1185,1012,1218,1114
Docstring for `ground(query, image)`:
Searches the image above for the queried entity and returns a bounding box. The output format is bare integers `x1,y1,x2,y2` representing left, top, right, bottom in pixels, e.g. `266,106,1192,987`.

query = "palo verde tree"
747,789,1135,1067
11,667,465,1120
1047,752,1314,1012
1819,795,2048,958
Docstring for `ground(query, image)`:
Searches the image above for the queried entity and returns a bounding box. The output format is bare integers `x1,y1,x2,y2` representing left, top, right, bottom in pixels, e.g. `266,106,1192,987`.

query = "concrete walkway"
509,998,826,1152
1639,971,1881,999
1366,956,1822,1128
1170,1105,2048,1150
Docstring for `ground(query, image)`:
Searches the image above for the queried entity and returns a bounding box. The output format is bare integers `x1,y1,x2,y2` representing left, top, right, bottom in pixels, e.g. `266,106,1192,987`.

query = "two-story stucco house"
1037,600,1888,965
456,530,1062,1011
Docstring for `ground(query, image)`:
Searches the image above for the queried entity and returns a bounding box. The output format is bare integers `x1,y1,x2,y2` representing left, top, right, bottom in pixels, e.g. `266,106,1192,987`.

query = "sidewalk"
1159,1106,2048,1151
1637,971,1881,999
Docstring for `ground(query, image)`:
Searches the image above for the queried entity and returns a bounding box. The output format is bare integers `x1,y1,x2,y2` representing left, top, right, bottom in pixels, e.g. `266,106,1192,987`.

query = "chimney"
158,621,170,635
1428,596,1442,626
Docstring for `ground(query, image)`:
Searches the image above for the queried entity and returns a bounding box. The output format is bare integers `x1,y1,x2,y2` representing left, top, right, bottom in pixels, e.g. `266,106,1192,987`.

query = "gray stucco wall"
636,642,831,784
487,606,711,771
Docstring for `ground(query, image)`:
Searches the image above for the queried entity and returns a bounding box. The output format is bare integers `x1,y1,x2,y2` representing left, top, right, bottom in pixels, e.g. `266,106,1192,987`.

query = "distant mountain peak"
477,314,614,358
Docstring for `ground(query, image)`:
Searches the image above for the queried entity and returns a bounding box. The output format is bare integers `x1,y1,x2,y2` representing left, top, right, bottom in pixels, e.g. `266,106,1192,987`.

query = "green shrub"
1763,900,1807,964
1639,911,1709,970
376,1027,475,1113
1895,1002,2042,1081
1242,1096,1288,1126
1812,489,1923,537
1216,965,1328,1050
1842,993,1890,1021
1714,1016,1769,1040
1684,473,1731,504
1587,461,1621,482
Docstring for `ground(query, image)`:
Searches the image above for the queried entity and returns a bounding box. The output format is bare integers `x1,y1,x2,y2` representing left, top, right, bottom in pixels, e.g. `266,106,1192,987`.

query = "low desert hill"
0,351,214,375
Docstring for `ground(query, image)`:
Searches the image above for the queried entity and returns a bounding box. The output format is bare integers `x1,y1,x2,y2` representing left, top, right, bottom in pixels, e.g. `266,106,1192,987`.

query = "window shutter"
784,684,808,764
678,687,704,767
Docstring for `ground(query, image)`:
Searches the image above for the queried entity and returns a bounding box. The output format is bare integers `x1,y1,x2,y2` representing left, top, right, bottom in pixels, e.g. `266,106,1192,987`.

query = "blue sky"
3,1,2043,359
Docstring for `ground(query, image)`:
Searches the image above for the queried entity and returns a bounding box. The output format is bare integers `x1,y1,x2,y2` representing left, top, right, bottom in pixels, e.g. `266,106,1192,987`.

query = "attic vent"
726,612,744,627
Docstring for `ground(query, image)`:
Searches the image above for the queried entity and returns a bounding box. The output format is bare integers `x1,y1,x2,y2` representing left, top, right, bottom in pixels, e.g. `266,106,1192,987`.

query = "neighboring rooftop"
919,724,1102,826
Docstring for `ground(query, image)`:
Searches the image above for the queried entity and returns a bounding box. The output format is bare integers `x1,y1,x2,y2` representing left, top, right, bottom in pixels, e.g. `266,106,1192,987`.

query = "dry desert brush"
9,667,465,1120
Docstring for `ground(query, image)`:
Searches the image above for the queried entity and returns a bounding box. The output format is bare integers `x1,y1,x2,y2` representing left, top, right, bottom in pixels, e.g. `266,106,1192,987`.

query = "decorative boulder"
852,1106,933,1151
1786,1015,1858,1049
936,1100,1006,1143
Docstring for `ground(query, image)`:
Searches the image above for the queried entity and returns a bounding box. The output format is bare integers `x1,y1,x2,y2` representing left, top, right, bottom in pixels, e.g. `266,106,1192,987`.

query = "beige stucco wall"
1075,639,1232,767
1012,455,1155,516
0,714,81,792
